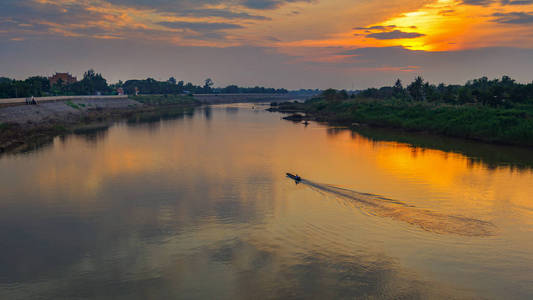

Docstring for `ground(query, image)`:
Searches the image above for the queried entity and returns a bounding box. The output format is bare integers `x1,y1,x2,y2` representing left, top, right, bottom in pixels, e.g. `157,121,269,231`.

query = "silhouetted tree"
407,76,425,101
393,79,404,98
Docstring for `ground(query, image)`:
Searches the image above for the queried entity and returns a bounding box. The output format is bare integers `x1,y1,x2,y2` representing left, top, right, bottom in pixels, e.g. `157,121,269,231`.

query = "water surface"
1,103,533,299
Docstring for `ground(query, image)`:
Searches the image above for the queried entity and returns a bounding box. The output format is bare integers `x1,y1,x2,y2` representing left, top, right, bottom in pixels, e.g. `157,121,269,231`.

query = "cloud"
461,0,495,5
439,9,456,16
354,25,397,31
240,0,313,10
157,21,244,31
462,0,533,5
492,12,533,24
501,0,533,4
104,0,224,11
0,0,266,45
178,9,270,20
366,30,425,40
105,0,314,11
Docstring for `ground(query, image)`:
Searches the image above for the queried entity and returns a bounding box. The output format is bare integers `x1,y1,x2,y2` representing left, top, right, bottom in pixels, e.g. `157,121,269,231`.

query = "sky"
1,0,533,89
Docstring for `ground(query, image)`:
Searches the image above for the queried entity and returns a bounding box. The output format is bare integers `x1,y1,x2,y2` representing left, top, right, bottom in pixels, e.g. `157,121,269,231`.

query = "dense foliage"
0,72,288,98
275,76,533,146
0,76,51,98
0,70,111,98
356,76,533,106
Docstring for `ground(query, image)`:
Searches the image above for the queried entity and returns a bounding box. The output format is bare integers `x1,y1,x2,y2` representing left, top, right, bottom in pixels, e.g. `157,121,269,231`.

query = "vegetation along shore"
271,76,533,147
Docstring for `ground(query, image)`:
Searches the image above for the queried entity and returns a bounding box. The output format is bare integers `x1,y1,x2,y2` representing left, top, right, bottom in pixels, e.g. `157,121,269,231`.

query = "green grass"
281,99,533,146
66,100,81,110
52,124,67,133
129,94,199,106
0,123,8,132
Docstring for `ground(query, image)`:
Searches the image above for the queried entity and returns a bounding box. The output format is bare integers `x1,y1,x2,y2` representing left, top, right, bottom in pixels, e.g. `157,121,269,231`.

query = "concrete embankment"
0,98,141,125
0,95,128,107
0,96,193,153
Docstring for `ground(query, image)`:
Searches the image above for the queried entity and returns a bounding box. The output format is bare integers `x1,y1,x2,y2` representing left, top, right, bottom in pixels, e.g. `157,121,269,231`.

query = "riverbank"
270,98,533,147
0,95,199,153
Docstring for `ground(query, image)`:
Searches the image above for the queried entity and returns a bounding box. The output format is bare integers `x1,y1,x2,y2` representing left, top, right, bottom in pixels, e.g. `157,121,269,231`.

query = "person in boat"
287,173,302,182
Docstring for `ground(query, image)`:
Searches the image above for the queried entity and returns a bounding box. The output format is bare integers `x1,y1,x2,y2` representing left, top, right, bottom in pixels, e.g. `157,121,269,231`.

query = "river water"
1,103,533,299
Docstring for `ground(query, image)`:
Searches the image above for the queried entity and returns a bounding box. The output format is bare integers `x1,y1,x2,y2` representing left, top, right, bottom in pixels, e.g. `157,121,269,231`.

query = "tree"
407,76,425,101
322,89,347,102
393,79,404,98
168,77,177,85
204,78,214,93
338,89,349,99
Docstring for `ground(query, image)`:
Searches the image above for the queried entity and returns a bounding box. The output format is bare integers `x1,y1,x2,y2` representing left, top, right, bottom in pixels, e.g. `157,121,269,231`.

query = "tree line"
0,70,288,98
350,76,533,107
120,77,288,95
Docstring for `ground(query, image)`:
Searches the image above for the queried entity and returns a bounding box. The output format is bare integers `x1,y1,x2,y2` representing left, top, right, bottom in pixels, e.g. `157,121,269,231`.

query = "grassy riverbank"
0,95,200,154
129,94,198,106
274,98,533,146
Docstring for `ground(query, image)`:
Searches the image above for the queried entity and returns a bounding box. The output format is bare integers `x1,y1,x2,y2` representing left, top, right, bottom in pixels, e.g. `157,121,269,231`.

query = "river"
1,103,532,299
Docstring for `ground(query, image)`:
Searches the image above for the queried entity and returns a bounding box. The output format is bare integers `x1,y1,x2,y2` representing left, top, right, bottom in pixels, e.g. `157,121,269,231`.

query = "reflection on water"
1,103,533,299
72,125,110,144
348,126,533,171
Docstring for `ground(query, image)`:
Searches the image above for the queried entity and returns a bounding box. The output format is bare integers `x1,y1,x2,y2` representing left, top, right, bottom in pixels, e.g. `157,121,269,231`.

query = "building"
116,87,124,95
49,72,77,86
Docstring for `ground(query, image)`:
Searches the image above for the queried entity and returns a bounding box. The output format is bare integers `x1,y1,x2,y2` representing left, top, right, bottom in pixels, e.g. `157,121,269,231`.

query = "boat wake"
297,178,496,237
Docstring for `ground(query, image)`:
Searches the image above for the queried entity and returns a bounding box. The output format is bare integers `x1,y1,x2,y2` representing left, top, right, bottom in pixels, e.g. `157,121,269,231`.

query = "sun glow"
358,0,478,51
355,0,533,51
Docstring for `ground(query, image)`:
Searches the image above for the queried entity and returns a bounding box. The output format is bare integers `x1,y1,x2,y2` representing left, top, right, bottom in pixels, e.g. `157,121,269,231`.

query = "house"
49,72,77,86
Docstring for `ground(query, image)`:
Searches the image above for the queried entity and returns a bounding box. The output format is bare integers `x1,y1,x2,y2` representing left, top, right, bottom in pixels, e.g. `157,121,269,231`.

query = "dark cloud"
354,25,397,31
461,0,495,5
366,30,425,40
179,9,270,20
104,0,224,10
266,36,281,41
501,0,533,4
157,21,244,31
105,0,272,19
105,0,313,11
0,1,123,39
240,0,313,10
492,12,533,23
0,0,256,43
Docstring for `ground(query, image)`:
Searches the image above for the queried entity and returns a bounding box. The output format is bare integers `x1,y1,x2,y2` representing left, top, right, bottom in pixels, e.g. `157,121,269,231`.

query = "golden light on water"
3,106,533,298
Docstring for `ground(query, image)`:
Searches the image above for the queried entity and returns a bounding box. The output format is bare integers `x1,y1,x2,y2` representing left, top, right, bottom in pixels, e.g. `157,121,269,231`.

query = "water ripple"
293,177,497,237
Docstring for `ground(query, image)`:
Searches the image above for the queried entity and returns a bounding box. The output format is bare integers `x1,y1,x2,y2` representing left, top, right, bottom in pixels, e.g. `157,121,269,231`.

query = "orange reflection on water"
319,128,533,228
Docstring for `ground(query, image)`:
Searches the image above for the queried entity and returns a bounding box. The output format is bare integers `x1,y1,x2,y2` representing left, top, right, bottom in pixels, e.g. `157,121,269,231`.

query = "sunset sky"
2,0,533,89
